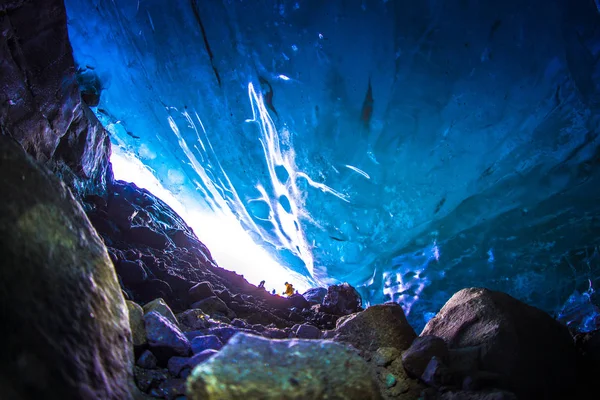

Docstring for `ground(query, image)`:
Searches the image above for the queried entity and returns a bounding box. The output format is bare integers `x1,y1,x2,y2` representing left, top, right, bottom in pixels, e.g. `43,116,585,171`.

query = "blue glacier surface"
64,0,600,331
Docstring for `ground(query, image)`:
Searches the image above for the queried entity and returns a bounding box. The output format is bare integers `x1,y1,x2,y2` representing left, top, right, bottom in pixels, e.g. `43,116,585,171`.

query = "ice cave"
1,0,600,399
62,0,600,331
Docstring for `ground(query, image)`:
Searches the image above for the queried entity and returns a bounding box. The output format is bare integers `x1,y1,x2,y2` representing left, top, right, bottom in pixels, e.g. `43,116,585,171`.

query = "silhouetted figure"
283,282,295,297
258,280,265,289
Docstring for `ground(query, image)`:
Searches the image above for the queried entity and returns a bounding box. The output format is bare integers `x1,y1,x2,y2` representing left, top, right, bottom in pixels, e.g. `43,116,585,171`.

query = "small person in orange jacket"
283,282,295,297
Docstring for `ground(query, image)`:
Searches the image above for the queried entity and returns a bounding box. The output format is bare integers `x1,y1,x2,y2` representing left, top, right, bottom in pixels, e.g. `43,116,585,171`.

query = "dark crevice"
189,0,222,88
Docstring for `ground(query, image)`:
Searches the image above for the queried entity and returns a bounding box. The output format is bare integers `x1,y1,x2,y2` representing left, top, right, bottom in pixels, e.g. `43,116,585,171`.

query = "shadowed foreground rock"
186,332,382,400
421,288,578,399
0,135,135,399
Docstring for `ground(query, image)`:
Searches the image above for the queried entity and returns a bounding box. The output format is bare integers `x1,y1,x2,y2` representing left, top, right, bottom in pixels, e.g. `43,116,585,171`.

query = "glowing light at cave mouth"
110,145,311,294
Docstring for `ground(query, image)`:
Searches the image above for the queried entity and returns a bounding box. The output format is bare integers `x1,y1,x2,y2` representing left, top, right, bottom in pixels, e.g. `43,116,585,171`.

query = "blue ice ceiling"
65,0,600,331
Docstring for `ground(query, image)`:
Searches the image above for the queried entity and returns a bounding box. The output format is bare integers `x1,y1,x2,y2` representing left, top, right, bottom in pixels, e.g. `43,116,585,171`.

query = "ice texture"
65,0,600,331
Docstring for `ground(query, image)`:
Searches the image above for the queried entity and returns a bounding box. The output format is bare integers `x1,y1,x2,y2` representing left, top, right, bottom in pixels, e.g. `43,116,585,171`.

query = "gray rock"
188,282,215,304
177,309,210,331
422,288,578,399
137,350,158,369
133,366,168,392
322,283,362,315
191,335,223,353
143,298,179,327
187,333,382,399
0,134,134,398
145,311,191,362
156,379,186,399
334,303,416,353
167,349,219,378
421,357,454,389
302,287,328,304
373,347,400,367
402,335,449,378
295,324,321,339
191,296,236,319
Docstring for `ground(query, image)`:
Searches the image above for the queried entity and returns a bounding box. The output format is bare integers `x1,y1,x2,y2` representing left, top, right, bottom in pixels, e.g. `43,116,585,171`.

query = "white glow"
110,145,310,293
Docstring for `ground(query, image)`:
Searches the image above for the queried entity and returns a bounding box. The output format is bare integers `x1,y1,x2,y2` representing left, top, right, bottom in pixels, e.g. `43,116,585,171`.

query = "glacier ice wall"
65,0,600,330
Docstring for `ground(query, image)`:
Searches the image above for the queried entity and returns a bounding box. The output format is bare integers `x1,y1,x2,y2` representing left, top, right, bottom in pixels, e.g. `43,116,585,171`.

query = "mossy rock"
143,298,178,326
186,333,382,399
127,301,147,347
0,136,135,399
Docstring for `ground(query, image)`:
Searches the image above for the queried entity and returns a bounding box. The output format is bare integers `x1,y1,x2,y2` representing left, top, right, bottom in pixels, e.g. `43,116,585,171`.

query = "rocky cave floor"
84,178,600,400
1,1,600,398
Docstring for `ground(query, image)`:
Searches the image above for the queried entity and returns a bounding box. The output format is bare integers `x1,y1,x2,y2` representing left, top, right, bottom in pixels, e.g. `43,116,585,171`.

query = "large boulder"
186,333,382,399
421,288,578,399
334,303,417,353
0,135,134,398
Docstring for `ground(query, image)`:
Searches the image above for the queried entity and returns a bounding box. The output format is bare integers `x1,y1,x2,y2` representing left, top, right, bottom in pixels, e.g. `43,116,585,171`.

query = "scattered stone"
116,259,148,285
373,347,400,367
167,349,219,378
322,283,363,315
421,356,454,389
302,287,328,304
190,349,219,366
178,309,210,331
334,303,417,353
137,350,158,369
168,356,191,376
422,288,578,399
127,300,148,348
143,298,179,327
231,318,247,328
385,373,397,388
191,296,236,319
216,289,232,303
402,335,449,378
191,335,223,353
145,311,191,362
188,282,215,303
133,366,169,392
296,324,321,339
288,293,310,309
186,333,382,399
157,379,187,399
208,327,239,343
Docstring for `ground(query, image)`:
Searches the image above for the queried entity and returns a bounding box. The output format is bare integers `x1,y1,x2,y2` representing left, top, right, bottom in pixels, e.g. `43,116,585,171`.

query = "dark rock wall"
0,0,111,197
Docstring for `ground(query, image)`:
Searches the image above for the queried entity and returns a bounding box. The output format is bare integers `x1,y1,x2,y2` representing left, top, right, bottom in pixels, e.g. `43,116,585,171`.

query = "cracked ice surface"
65,0,600,330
